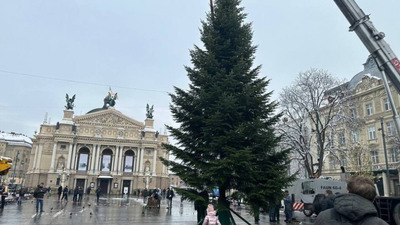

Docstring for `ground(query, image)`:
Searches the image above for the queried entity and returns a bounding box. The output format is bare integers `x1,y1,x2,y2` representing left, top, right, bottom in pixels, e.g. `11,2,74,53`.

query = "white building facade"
26,105,169,195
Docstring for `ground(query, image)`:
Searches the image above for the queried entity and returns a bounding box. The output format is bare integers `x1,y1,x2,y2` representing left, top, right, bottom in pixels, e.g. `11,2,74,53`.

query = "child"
202,204,221,225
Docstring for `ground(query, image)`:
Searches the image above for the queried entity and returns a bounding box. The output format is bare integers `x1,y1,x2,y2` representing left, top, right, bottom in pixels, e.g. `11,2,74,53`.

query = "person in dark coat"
78,186,84,202
34,183,47,213
73,186,79,202
96,186,101,203
283,190,292,222
61,185,69,202
86,186,91,195
320,189,335,212
166,187,174,209
315,176,388,225
57,186,62,200
194,191,209,223
143,189,148,203
0,183,7,209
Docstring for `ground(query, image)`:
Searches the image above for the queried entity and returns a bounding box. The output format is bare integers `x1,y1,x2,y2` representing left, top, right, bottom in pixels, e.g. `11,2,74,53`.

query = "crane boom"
334,0,400,93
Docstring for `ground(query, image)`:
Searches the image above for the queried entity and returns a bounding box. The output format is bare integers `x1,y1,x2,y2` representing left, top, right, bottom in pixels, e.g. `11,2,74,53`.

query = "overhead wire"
0,69,170,93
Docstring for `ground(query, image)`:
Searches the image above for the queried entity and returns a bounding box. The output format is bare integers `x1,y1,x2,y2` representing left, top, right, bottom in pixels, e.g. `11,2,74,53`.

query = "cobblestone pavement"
0,195,316,225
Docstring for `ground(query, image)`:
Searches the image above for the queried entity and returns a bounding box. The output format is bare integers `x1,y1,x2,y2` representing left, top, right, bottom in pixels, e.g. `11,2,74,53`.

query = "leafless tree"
278,68,344,177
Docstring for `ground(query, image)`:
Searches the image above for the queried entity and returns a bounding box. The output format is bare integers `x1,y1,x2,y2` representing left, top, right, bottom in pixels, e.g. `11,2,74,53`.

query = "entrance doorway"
76,179,85,189
99,179,109,195
122,180,131,195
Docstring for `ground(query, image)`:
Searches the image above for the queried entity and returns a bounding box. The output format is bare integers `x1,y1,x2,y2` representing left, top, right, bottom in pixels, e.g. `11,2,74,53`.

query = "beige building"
0,131,32,185
320,57,400,196
26,100,169,195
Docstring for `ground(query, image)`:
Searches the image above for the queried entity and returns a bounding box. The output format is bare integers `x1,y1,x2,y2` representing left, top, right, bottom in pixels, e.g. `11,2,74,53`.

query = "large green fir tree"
161,0,293,223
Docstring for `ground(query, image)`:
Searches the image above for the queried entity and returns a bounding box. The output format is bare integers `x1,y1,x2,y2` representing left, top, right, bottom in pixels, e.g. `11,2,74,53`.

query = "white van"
288,178,347,216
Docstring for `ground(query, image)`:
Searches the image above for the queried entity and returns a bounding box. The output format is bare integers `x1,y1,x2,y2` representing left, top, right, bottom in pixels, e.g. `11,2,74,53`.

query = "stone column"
134,149,139,172
139,148,144,172
152,149,157,175
31,145,39,170
118,146,124,172
91,144,97,172
71,144,78,170
49,142,58,171
113,146,119,172
36,144,43,171
66,143,74,170
95,145,101,172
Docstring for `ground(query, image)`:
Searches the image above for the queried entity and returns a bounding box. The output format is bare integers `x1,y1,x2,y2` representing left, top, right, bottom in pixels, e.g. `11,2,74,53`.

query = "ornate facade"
26,106,169,195
0,132,32,185
319,57,400,196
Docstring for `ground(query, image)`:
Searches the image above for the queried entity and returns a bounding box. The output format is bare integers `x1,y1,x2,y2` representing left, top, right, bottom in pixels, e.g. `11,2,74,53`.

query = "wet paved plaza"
0,195,316,224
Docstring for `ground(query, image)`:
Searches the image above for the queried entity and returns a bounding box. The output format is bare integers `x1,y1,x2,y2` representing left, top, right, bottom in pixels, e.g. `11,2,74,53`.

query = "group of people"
141,187,175,209
267,175,389,224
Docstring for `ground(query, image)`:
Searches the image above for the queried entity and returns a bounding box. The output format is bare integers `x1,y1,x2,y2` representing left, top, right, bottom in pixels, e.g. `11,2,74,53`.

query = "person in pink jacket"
202,204,221,225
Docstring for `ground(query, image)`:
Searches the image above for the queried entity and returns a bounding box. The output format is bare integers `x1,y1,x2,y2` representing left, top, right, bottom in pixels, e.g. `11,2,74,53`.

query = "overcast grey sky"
1,0,400,138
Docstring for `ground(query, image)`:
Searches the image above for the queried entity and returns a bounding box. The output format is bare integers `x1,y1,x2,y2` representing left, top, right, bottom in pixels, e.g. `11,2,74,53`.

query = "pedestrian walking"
57,185,62,200
274,197,282,222
315,176,388,225
46,186,51,198
202,204,221,225
166,187,174,209
61,185,69,202
0,183,7,209
33,183,47,213
96,186,101,203
73,186,79,202
17,188,24,205
194,191,208,223
143,189,148,203
320,189,334,212
284,190,292,223
86,186,91,195
78,186,84,202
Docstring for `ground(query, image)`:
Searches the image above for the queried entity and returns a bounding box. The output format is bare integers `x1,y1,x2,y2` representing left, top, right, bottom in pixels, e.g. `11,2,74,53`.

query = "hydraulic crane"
334,1,400,224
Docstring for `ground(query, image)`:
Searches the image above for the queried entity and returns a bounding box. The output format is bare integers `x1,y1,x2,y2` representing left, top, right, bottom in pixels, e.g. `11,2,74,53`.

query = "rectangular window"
329,157,336,170
366,103,373,116
60,145,66,150
390,149,399,163
384,98,392,111
338,132,346,146
77,154,88,171
340,155,347,167
124,156,134,172
101,155,111,172
387,121,395,136
370,150,379,164
352,131,359,143
368,126,376,140
350,108,357,119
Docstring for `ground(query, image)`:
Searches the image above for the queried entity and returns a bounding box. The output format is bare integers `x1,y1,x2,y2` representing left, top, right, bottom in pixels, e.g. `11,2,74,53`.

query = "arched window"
101,149,113,172
124,150,135,172
77,147,90,171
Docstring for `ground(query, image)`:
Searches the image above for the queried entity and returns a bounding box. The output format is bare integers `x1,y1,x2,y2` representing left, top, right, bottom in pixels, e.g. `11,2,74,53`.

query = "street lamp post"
379,117,391,196
11,151,19,185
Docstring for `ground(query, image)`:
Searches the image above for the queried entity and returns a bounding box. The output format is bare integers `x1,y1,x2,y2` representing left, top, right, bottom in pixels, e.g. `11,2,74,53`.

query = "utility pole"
11,151,19,185
379,117,391,196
